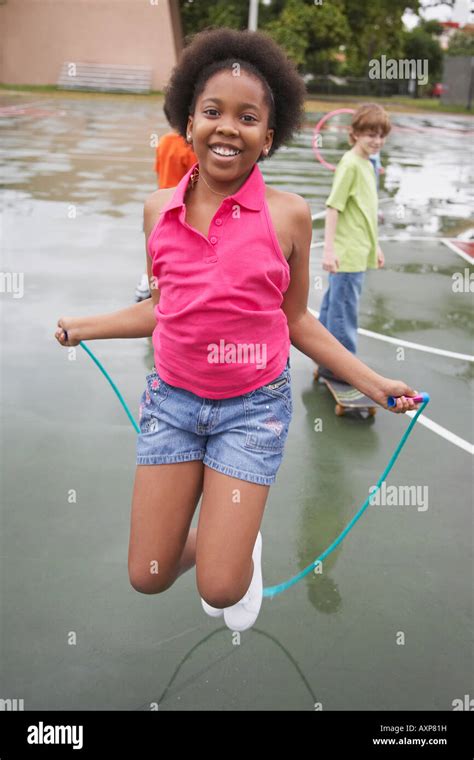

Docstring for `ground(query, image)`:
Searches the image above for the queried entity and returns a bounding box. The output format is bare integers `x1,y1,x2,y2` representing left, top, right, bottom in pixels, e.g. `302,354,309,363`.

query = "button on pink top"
147,161,291,399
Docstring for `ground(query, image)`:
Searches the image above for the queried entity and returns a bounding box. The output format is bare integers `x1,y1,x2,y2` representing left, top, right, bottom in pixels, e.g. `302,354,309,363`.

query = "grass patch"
1,85,471,115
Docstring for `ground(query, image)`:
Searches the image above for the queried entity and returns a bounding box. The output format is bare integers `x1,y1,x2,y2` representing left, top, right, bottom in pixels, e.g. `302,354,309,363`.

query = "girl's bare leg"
128,461,204,594
196,467,270,609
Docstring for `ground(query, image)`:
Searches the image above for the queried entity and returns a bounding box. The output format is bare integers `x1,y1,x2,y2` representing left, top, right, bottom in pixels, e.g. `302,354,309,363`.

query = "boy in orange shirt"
154,105,197,188
135,107,197,300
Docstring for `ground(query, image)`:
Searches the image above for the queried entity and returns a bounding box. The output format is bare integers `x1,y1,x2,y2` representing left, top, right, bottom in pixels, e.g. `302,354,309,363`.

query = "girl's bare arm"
282,195,419,413
55,296,157,344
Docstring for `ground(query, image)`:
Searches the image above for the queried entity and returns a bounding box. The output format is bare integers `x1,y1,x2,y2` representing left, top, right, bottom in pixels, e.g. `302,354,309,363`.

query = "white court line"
307,306,474,454
404,410,473,455
311,197,392,221
0,150,151,163
357,327,473,361
0,101,53,115
377,236,444,242
441,238,473,264
311,236,445,248
308,307,473,361
68,154,151,163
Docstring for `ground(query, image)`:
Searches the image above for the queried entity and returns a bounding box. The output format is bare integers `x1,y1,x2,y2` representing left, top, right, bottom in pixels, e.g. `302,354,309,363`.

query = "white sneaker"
224,531,263,632
201,598,224,618
134,272,151,302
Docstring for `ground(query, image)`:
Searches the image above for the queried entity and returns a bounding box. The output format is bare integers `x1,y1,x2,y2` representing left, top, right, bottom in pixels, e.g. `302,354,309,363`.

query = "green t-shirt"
325,149,378,272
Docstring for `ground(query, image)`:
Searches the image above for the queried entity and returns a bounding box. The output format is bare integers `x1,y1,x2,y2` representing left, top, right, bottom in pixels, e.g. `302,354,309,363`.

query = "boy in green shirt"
317,104,391,381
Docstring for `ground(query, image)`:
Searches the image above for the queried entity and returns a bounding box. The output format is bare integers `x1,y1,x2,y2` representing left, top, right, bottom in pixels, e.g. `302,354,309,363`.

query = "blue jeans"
318,272,365,374
136,357,292,485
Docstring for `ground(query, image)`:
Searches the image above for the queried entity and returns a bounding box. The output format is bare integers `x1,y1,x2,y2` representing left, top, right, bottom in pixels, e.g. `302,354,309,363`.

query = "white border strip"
0,101,51,115
308,307,474,361
311,198,401,221
312,236,474,249
441,237,473,264
308,307,473,453
377,236,444,243
404,410,473,455
311,237,445,248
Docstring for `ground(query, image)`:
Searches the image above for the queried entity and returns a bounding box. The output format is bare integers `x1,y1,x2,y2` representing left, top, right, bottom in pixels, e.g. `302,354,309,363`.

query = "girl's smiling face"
186,69,274,182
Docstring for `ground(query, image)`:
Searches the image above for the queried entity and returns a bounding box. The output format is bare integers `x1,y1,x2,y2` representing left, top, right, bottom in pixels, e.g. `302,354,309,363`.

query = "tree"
447,30,474,57
179,0,284,38
402,19,444,95
179,0,348,72
177,0,430,86
263,0,349,71
341,0,420,76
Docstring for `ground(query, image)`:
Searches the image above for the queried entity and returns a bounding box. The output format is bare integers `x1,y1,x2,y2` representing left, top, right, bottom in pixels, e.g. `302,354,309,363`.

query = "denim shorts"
136,358,292,485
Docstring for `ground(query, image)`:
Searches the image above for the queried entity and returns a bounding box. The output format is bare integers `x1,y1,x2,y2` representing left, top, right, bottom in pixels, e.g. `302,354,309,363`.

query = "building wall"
441,56,474,106
0,0,182,90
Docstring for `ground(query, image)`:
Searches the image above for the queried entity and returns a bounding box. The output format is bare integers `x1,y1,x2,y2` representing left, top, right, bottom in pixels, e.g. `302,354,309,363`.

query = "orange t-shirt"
154,133,197,189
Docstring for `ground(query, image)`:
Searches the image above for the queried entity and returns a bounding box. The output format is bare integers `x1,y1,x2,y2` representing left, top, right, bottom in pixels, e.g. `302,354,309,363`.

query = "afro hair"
163,27,307,160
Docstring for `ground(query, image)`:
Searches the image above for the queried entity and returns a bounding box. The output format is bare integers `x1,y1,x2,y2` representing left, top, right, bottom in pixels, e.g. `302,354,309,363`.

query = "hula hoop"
312,108,355,171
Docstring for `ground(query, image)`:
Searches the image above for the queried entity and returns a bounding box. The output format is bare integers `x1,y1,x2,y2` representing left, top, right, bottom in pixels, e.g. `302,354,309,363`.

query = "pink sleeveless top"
147,162,291,399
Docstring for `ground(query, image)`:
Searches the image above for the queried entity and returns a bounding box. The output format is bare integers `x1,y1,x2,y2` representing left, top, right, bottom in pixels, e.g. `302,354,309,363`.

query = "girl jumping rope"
54,28,421,633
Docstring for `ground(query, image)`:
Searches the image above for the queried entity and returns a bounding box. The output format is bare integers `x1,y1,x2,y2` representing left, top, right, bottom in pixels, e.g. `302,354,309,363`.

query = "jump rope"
69,109,430,600
77,339,429,600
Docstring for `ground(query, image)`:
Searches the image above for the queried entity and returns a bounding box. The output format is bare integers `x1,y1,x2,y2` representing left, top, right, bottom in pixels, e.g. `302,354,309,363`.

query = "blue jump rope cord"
80,341,140,434
78,339,429,600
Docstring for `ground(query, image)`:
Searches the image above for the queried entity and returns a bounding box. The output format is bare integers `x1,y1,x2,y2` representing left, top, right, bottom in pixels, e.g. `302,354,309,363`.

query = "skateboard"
313,368,377,417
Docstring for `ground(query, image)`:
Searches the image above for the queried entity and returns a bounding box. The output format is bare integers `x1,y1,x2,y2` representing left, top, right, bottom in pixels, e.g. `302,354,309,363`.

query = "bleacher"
57,62,152,94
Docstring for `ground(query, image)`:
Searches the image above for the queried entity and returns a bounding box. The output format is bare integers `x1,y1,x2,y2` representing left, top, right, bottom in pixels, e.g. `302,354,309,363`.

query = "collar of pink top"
161,161,266,214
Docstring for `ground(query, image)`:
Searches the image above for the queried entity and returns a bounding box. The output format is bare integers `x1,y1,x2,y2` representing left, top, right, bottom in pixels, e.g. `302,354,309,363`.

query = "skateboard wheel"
313,368,319,381
369,407,377,417
335,404,345,416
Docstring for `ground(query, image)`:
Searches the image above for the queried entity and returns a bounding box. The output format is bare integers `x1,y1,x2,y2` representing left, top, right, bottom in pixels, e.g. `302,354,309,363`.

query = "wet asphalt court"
1,92,472,710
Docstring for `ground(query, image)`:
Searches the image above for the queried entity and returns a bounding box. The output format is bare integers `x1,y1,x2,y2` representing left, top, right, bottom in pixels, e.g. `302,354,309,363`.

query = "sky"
403,0,473,30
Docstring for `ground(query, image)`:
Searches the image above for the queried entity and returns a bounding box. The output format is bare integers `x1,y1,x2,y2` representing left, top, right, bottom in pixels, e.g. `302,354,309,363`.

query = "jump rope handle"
387,392,430,408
